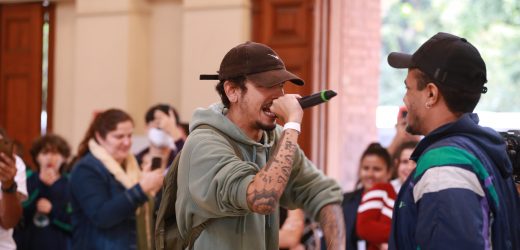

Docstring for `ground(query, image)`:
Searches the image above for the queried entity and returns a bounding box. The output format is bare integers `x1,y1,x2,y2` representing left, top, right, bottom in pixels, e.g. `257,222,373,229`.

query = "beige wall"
179,0,250,120
54,1,76,147
54,0,151,150
53,0,250,151
149,0,183,113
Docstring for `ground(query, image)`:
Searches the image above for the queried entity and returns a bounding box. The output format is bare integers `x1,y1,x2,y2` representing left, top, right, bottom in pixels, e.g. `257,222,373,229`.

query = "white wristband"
283,122,301,133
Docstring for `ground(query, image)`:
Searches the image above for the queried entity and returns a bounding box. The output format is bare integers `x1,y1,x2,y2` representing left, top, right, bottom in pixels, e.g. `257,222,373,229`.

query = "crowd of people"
0,104,187,250
1,32,519,250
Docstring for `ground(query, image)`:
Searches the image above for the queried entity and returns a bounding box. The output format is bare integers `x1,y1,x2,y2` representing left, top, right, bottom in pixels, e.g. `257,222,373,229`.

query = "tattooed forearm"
246,129,299,214
319,204,346,250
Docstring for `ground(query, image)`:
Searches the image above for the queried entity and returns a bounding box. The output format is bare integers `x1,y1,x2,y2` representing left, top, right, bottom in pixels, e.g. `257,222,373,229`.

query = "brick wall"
327,0,381,191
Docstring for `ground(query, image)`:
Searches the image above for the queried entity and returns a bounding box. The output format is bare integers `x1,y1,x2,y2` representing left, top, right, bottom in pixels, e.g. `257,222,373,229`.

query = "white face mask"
148,127,174,148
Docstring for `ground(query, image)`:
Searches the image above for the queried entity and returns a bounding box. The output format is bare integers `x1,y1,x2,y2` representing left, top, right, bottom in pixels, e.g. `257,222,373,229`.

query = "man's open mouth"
262,103,276,118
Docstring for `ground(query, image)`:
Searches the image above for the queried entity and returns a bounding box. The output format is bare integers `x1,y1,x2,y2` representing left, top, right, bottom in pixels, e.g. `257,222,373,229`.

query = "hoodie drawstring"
252,145,256,163
266,146,272,229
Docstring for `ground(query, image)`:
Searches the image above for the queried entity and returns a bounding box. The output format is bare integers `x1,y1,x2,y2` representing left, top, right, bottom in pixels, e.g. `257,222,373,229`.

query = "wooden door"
252,0,315,156
0,3,45,164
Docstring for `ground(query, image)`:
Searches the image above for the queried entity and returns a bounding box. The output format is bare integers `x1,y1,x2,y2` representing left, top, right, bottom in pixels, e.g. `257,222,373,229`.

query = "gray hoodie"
176,103,343,250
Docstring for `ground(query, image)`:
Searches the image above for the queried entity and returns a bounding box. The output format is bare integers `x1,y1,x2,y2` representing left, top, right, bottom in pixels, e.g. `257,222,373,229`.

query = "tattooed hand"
270,94,303,124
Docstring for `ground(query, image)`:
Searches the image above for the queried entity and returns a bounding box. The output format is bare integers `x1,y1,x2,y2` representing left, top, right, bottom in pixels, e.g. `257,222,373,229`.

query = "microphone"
298,90,337,109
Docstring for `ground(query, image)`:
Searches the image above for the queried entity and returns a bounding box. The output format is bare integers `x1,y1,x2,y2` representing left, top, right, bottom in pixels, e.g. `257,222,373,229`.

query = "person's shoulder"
413,143,487,201
26,170,39,182
369,182,395,191
344,188,363,201
186,126,236,148
416,143,477,177
26,168,36,179
365,182,397,198
70,153,105,175
178,129,233,163
189,125,227,138
14,155,27,172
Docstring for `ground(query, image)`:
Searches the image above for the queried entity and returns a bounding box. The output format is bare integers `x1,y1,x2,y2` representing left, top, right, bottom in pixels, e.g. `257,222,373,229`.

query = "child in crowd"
14,134,72,250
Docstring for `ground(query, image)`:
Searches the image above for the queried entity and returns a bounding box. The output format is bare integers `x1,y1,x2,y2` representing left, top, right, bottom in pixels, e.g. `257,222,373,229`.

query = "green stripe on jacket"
414,146,499,207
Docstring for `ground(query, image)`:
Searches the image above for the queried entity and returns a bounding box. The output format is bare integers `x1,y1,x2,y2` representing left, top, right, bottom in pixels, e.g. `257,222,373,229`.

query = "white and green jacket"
389,113,520,250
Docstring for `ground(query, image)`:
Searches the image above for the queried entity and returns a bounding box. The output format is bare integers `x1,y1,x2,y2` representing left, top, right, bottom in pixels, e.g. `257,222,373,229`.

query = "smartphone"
398,106,408,120
151,157,162,170
0,139,14,160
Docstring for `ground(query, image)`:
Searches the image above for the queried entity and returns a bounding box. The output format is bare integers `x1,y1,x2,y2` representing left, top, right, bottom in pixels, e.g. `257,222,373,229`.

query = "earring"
425,102,432,109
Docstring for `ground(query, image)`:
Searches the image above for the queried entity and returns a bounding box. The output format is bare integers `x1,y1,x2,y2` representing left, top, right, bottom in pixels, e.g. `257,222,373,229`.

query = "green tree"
381,0,520,111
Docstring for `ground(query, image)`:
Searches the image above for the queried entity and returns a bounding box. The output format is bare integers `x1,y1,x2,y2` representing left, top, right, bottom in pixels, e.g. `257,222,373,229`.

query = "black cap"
200,41,304,87
388,32,487,93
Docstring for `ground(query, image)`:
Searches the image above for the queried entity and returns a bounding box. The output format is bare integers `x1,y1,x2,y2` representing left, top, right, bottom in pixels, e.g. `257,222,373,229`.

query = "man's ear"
224,80,239,103
426,83,440,105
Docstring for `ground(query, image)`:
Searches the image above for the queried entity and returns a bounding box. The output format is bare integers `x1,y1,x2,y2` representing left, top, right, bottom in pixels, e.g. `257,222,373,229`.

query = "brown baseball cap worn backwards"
200,41,304,87
387,32,488,94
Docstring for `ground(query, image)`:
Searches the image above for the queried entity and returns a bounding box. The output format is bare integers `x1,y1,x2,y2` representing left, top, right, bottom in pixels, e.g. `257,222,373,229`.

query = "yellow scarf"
88,139,153,250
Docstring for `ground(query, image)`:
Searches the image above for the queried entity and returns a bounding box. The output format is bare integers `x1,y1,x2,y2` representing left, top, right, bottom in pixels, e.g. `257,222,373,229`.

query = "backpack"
155,124,244,250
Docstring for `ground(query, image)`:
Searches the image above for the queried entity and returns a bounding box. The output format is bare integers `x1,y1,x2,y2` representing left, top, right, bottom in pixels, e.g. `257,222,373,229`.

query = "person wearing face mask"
135,104,185,232
135,104,185,172
14,134,72,250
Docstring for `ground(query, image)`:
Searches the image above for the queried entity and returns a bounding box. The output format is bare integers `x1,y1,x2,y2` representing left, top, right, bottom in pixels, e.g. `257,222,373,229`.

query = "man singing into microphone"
175,41,345,249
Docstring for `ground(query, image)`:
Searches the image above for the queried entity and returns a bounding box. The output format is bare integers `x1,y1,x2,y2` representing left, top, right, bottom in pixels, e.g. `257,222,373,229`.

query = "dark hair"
145,104,180,125
393,141,418,162
415,68,481,113
391,140,418,179
215,76,247,108
76,109,133,159
30,134,71,172
360,142,392,171
179,122,189,137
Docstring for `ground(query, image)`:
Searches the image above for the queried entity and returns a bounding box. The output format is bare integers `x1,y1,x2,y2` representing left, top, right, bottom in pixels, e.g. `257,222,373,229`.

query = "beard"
405,125,420,135
405,115,423,135
256,121,276,132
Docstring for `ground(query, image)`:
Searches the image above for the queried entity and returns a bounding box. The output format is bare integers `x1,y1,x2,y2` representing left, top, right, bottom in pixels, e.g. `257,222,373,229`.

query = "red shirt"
356,183,396,250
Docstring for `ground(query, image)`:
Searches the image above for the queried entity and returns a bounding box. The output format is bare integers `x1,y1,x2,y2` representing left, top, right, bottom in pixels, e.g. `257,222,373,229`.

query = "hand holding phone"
0,139,16,183
0,139,14,160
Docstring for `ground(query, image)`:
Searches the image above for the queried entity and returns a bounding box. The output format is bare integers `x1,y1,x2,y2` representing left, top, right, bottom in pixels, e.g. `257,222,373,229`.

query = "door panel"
252,0,315,156
0,3,44,163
